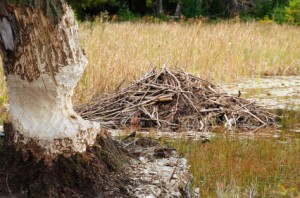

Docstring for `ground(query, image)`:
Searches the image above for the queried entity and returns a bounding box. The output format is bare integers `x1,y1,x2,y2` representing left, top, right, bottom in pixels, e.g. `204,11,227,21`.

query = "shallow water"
224,76,300,138
224,76,300,110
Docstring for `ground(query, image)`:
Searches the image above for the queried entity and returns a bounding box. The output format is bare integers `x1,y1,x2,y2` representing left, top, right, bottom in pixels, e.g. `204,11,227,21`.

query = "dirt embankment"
0,124,192,197
0,123,131,197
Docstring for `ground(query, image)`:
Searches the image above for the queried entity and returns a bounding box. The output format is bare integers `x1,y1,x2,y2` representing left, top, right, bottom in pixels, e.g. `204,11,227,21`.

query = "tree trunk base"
0,123,131,198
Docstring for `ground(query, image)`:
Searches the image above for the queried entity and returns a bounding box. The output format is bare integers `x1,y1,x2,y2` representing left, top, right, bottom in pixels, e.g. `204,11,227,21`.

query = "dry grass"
0,64,7,106
0,21,299,197
76,21,300,101
169,133,300,197
0,22,299,102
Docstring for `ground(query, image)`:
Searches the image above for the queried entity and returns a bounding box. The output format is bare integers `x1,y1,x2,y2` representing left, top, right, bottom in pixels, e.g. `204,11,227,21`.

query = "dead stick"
232,101,256,112
243,109,266,125
6,174,14,198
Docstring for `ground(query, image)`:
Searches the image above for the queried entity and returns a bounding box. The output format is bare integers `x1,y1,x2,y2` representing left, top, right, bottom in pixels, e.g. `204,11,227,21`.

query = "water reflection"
225,76,300,110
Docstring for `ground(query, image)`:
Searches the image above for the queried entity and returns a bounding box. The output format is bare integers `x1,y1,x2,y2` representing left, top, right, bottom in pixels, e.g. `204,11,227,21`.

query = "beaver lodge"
76,67,275,132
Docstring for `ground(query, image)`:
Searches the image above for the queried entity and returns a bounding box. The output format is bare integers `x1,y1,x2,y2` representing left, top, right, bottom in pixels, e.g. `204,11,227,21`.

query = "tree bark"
174,0,183,17
0,1,133,196
0,124,131,197
158,0,164,16
0,1,99,157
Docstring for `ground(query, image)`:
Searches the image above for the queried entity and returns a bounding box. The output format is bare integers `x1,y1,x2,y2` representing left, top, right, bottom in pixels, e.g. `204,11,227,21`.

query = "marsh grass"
0,62,7,106
0,22,299,196
0,22,299,103
168,133,300,197
276,109,300,132
76,22,300,101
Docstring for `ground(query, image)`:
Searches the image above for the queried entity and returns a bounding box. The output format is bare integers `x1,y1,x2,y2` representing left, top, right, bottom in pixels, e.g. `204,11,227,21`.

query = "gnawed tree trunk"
0,1,99,157
0,1,132,197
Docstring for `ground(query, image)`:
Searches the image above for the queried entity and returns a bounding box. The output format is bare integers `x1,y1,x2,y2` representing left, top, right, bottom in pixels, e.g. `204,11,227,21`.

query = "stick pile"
76,68,275,131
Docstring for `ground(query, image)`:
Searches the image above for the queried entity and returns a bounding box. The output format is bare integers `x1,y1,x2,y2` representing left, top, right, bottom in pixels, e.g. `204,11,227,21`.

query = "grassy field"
0,22,299,102
0,22,300,196
75,21,300,101
76,21,300,197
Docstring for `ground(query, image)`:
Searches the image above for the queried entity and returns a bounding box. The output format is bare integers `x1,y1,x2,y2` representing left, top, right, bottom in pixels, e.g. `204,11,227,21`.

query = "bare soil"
0,123,193,198
0,123,131,198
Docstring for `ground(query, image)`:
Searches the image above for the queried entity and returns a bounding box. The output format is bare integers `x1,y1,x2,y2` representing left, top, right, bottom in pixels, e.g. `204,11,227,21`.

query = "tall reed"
0,62,7,106
76,22,300,100
0,22,299,102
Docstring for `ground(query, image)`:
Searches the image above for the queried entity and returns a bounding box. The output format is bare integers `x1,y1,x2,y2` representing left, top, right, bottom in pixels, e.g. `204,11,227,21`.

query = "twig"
242,109,266,125
232,101,256,112
249,123,267,133
6,174,14,198
76,67,275,131
169,158,180,181
147,184,158,197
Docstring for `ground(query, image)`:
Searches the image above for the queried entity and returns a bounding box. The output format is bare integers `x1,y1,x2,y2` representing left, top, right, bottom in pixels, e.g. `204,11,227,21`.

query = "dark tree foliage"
241,0,289,19
64,0,296,23
66,0,120,20
66,0,149,20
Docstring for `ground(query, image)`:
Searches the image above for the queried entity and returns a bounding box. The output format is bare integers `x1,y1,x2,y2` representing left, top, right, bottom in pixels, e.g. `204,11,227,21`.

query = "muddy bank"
0,124,131,197
0,124,192,198
124,135,194,197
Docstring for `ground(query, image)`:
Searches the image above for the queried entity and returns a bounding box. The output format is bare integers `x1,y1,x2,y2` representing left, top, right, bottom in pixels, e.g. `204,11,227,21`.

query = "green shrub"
285,0,300,24
117,4,135,21
182,0,204,18
241,0,275,19
272,6,287,23
67,0,121,20
240,0,287,20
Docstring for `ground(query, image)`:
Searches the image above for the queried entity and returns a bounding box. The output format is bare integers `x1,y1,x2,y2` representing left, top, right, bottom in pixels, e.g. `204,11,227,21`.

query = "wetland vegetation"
168,130,300,197
0,21,299,196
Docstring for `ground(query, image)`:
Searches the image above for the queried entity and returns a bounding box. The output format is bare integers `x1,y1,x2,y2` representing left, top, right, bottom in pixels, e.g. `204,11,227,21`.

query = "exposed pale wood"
0,1,99,156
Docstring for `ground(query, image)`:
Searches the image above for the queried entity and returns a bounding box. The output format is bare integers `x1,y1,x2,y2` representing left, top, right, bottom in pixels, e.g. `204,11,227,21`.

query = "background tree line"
66,0,299,24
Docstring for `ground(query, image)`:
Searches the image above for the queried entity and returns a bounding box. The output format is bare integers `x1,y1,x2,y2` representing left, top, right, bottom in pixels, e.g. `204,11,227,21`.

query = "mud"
0,123,193,198
0,123,131,198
